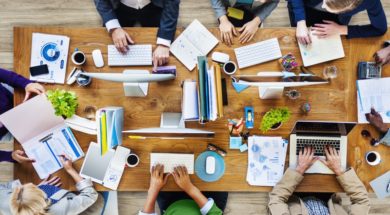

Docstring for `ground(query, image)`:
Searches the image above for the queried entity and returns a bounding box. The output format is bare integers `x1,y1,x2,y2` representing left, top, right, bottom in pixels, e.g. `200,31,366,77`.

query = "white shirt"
121,0,151,9
105,0,171,47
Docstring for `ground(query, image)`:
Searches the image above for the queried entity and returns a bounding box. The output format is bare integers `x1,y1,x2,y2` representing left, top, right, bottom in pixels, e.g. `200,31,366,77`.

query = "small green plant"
260,107,291,133
47,89,78,118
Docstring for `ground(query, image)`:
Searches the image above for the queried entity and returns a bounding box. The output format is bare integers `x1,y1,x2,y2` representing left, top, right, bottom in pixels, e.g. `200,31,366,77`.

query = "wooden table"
13,26,390,192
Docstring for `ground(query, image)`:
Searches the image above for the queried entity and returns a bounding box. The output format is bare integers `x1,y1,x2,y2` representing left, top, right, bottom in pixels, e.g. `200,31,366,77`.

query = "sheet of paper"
170,19,218,71
22,124,84,179
182,81,199,120
0,94,63,143
357,78,390,112
207,67,218,121
30,33,70,84
246,136,288,186
298,30,344,67
370,170,390,199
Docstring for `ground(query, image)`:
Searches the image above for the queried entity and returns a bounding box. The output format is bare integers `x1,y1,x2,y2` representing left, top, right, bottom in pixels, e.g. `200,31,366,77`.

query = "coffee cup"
365,151,381,166
126,153,140,167
71,50,86,65
223,61,237,75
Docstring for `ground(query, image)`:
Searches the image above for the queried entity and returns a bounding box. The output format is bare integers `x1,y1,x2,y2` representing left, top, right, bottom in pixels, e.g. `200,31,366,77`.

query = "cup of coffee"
223,61,237,75
71,50,86,65
126,153,140,167
365,151,381,166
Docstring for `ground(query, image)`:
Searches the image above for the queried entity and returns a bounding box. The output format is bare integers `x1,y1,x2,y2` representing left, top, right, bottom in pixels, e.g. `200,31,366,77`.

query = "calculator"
358,62,382,79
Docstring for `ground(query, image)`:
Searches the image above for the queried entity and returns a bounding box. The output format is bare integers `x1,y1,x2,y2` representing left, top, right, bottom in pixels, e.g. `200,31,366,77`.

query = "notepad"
370,170,390,199
0,95,84,179
170,19,219,71
298,30,345,67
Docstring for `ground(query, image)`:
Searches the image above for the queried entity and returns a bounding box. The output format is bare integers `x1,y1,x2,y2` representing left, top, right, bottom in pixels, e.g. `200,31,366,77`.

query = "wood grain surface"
13,26,390,192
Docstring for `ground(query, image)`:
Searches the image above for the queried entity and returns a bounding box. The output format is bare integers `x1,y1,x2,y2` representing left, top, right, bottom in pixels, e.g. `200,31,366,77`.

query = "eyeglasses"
207,143,227,157
361,130,379,146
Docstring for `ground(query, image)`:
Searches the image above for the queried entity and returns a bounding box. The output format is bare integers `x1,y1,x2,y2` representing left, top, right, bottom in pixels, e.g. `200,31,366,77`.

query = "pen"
56,154,69,161
387,180,390,192
128,135,146,140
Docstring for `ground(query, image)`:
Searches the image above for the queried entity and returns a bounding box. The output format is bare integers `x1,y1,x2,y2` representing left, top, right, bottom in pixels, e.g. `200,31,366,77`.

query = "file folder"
96,107,124,155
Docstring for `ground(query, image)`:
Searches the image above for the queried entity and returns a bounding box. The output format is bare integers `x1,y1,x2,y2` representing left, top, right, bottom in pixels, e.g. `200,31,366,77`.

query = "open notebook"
298,30,345,67
0,95,83,179
170,19,218,71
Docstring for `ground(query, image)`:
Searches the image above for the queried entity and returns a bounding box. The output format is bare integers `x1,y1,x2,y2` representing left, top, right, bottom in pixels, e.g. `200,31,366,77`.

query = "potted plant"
47,89,78,119
260,107,291,133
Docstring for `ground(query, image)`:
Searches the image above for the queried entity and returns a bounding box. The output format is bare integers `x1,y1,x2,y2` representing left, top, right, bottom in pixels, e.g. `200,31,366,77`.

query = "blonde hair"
10,183,50,215
324,0,363,12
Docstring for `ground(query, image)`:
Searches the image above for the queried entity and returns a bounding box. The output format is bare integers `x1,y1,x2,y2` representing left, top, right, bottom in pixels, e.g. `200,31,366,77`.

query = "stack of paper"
196,57,224,123
96,107,124,155
246,136,288,186
357,78,390,123
170,19,218,71
182,80,199,121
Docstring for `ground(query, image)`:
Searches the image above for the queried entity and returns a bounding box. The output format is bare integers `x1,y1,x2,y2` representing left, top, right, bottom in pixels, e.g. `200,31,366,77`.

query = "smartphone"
30,64,49,77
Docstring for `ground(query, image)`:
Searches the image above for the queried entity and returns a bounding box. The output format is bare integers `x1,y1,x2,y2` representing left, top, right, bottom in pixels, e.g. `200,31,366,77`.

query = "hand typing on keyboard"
319,145,344,176
111,28,134,53
296,146,318,175
296,146,344,176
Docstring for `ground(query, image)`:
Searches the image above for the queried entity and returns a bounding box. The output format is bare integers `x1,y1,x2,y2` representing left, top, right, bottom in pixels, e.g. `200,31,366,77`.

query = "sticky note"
227,7,244,20
230,136,242,149
239,144,248,152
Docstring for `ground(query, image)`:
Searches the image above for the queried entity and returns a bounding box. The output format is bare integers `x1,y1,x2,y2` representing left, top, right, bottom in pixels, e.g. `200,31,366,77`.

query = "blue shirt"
288,0,387,38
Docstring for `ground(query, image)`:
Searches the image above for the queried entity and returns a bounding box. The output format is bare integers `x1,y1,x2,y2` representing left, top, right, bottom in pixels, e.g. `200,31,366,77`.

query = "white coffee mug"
223,61,237,75
126,153,140,168
71,51,86,65
365,151,381,166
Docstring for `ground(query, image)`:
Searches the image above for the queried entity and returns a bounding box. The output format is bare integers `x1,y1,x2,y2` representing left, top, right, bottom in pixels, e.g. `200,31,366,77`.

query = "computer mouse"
206,156,215,174
211,52,230,63
92,49,104,68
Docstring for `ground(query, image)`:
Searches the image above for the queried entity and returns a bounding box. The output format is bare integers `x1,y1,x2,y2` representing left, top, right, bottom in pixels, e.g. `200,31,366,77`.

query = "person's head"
10,183,50,215
322,0,363,14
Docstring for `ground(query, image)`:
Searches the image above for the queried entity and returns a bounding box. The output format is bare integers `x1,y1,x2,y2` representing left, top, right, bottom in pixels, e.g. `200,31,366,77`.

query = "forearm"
67,169,83,184
336,168,370,209
142,190,158,213
186,186,208,208
253,0,279,23
0,68,31,89
210,0,227,20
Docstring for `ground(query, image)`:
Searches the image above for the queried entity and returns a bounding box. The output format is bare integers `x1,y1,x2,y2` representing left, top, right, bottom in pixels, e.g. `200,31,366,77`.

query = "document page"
23,124,84,179
298,30,344,67
170,19,218,71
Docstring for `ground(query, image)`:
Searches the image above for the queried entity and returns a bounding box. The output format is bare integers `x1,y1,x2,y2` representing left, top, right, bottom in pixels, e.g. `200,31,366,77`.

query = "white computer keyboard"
234,38,282,69
150,153,194,174
107,44,152,66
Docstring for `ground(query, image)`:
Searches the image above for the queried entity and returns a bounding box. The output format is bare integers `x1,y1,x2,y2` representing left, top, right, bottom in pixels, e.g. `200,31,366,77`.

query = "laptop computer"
289,121,356,174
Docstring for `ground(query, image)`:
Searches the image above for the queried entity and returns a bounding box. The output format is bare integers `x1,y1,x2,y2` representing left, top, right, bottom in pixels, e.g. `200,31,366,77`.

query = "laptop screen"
292,121,356,136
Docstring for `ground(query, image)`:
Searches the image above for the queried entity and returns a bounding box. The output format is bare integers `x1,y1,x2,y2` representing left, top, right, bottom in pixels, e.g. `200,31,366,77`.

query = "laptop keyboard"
296,139,340,156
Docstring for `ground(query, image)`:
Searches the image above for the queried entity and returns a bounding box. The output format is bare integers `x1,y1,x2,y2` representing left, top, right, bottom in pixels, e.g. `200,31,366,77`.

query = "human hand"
38,174,62,187
111,28,134,53
295,146,318,175
238,17,261,44
24,83,45,102
11,150,35,163
59,154,74,173
320,145,344,176
374,46,390,66
149,164,169,195
172,166,195,193
311,20,348,38
218,15,237,46
365,108,388,133
153,45,170,71
296,20,311,45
